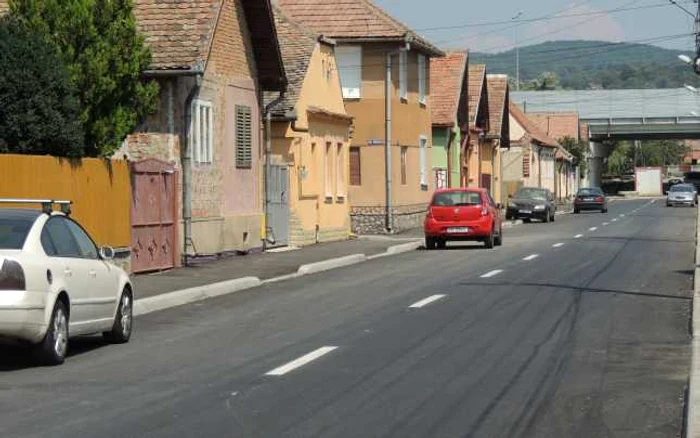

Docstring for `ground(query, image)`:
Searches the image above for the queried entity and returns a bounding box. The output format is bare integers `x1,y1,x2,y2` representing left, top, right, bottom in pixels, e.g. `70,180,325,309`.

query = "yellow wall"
0,155,131,247
345,43,433,207
271,42,351,244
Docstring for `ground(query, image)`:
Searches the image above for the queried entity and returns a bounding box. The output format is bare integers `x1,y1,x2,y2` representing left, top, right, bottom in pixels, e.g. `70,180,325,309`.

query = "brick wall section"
207,0,257,80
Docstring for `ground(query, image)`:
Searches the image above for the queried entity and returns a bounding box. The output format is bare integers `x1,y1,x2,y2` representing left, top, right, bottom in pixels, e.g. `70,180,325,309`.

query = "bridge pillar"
588,141,605,189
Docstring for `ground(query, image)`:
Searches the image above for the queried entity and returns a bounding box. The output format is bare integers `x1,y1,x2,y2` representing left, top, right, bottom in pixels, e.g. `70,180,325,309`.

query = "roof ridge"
272,4,319,43
360,0,407,35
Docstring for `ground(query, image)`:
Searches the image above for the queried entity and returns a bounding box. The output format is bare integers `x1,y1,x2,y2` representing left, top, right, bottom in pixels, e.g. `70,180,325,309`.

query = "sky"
373,0,698,53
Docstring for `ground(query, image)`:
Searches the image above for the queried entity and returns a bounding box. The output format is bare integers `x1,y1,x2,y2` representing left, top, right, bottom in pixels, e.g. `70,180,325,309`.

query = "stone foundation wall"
351,203,427,235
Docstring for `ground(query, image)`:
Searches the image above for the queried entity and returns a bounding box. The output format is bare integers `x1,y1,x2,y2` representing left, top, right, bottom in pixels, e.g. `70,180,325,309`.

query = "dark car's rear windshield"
515,188,547,200
670,185,695,192
432,191,482,206
577,188,603,196
0,210,40,249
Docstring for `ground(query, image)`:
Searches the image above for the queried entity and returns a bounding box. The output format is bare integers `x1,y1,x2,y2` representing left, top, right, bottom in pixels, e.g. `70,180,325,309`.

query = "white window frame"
419,135,428,189
190,99,213,165
335,46,362,99
399,50,408,100
418,54,427,105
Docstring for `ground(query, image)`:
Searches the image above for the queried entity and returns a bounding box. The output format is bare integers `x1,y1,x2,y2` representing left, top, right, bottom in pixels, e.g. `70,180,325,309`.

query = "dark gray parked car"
506,187,556,223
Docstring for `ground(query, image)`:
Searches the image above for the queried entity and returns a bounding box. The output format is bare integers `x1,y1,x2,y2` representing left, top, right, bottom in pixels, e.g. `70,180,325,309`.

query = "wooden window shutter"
235,105,252,168
523,152,530,177
349,146,361,185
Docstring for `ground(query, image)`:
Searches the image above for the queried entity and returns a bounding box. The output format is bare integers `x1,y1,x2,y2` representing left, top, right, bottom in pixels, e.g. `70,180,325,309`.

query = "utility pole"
513,12,523,91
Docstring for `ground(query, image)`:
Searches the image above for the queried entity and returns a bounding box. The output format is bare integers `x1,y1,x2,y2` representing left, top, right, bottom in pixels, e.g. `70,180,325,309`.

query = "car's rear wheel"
35,300,69,366
574,208,580,214
484,231,495,249
437,239,447,249
425,237,436,250
523,218,531,223
103,289,133,344
544,211,550,223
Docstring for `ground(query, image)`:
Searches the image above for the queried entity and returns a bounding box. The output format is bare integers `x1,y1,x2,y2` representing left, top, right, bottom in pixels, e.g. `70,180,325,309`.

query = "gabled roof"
486,74,509,138
509,102,560,148
430,51,468,127
527,112,580,142
263,6,319,118
276,0,444,56
468,64,487,129
134,0,286,90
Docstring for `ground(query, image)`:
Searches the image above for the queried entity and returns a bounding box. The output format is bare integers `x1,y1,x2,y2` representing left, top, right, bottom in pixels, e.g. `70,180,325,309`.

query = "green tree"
9,0,159,157
559,136,587,178
522,72,560,91
0,16,84,156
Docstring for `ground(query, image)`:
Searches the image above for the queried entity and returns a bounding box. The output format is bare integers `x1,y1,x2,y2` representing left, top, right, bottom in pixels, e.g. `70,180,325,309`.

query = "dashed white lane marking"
575,234,584,239
481,269,503,278
603,222,610,226
552,243,565,248
523,254,539,261
620,214,625,217
589,227,598,231
265,346,338,376
612,218,618,222
409,294,447,309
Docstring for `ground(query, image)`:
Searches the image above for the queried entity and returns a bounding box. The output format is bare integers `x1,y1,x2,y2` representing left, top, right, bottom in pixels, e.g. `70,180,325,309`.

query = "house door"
267,164,290,246
130,159,178,273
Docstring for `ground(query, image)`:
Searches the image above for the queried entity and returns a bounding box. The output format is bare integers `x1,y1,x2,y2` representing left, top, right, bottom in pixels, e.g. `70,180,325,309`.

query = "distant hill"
469,40,698,90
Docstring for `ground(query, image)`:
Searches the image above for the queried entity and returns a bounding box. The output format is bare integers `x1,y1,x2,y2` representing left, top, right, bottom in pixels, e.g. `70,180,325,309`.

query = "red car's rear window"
431,191,482,207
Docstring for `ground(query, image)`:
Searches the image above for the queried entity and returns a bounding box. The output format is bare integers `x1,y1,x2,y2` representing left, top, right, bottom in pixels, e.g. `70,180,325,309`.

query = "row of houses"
0,0,582,274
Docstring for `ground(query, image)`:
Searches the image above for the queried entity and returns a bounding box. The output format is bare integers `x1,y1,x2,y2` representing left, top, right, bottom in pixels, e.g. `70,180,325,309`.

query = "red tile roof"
263,6,318,117
468,65,487,130
486,74,508,137
509,102,559,148
276,0,444,56
527,112,580,142
133,0,220,70
430,51,468,127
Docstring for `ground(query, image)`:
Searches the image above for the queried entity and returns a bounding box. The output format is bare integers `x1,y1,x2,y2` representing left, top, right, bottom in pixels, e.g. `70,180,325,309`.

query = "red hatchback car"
423,188,503,249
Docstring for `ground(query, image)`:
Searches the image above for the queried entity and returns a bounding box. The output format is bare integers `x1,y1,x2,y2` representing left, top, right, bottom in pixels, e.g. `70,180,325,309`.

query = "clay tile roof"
468,64,486,128
509,102,560,148
276,0,444,56
527,112,580,142
430,51,468,127
133,0,220,71
263,6,318,118
486,74,509,137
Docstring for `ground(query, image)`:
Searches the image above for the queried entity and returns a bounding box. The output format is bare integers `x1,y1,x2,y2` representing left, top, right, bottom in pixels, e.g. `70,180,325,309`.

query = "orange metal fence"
0,154,131,247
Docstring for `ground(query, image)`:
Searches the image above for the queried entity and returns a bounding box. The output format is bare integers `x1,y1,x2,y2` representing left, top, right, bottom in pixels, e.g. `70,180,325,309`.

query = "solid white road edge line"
481,269,503,278
265,346,338,376
409,294,447,309
523,254,539,261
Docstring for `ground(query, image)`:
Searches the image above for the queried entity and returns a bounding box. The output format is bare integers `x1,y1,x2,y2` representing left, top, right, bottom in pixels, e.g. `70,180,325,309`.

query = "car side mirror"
100,246,115,260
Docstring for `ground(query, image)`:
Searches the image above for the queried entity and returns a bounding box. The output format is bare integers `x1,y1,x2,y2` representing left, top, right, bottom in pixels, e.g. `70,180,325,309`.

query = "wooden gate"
130,159,178,273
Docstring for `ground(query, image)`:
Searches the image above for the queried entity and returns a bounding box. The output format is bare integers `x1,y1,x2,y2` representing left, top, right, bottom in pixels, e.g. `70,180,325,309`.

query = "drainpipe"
263,91,286,251
182,71,204,267
446,129,456,188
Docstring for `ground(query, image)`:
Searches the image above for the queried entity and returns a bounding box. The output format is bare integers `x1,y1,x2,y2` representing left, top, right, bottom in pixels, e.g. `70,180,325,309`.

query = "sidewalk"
132,238,416,299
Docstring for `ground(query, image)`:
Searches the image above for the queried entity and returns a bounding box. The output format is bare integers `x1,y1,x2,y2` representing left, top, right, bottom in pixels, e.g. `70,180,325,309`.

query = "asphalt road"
0,199,694,438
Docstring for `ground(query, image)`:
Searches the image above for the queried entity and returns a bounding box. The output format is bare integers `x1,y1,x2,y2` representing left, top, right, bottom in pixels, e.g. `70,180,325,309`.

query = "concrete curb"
368,240,423,259
297,254,367,276
688,204,700,437
134,276,262,316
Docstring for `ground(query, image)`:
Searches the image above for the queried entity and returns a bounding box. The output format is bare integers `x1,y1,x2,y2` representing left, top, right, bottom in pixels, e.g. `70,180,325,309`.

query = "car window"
578,188,603,196
42,217,81,258
0,217,35,250
432,191,482,206
670,185,694,192
64,219,99,260
515,188,548,201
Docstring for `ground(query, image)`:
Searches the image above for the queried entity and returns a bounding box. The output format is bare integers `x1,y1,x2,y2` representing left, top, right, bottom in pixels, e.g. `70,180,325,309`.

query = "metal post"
513,12,523,91
264,111,272,251
385,52,393,232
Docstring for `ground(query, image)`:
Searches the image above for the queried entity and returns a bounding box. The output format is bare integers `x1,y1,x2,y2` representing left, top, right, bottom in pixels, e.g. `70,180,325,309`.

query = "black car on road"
506,187,556,223
574,187,608,213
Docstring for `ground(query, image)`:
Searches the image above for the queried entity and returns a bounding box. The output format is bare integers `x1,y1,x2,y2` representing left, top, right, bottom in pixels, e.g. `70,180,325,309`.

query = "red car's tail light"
0,259,26,291
426,207,434,219
595,196,604,202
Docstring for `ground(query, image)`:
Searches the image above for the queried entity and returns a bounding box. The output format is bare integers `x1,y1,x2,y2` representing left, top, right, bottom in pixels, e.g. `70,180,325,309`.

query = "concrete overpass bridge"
511,88,700,187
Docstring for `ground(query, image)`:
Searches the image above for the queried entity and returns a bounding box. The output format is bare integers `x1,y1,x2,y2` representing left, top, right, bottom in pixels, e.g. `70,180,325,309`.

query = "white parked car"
666,184,698,207
0,200,133,365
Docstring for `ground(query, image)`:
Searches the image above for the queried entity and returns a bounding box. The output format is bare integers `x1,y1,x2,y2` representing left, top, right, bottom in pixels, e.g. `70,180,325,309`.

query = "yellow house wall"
271,43,351,246
345,43,432,208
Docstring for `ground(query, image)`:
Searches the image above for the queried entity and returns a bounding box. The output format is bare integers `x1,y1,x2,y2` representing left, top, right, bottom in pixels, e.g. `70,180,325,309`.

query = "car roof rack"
0,199,72,215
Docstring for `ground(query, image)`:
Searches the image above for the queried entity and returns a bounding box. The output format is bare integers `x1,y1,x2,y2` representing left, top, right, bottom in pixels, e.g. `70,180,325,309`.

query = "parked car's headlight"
534,205,546,210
